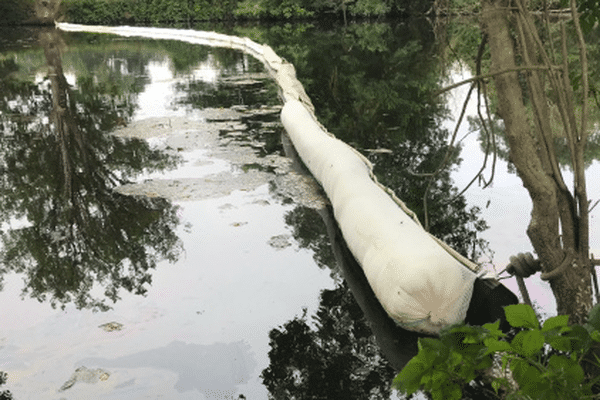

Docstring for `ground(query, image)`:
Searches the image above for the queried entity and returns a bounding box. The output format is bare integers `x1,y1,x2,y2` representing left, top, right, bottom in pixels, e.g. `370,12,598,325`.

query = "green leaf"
510,358,538,382
591,330,600,342
446,382,462,400
587,304,600,331
419,338,448,366
447,350,463,369
429,370,449,390
566,325,592,355
511,359,545,396
521,330,545,357
511,330,544,357
431,388,444,400
474,355,493,371
419,346,440,369
483,320,505,339
545,331,573,352
548,354,585,385
483,338,512,355
491,379,501,394
432,382,462,400
542,315,569,332
505,304,540,329
392,358,428,394
447,324,485,344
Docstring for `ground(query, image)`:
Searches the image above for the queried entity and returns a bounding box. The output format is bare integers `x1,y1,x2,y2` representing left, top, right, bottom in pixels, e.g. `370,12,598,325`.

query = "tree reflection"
244,21,489,259
0,372,12,400
284,206,335,270
261,284,398,399
0,29,182,310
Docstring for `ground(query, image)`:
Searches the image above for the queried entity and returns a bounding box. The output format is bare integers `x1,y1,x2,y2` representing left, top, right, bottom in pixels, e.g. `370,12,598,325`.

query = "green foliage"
348,0,391,17
393,304,600,399
0,0,36,25
63,0,232,24
61,0,435,23
446,0,480,14
234,0,314,20
63,0,133,24
579,0,600,33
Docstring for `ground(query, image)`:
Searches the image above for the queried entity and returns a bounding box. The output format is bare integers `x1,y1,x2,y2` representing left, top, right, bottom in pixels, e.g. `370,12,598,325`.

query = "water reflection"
245,20,490,259
77,341,256,398
0,29,182,311
263,205,423,399
0,22,514,399
261,283,398,399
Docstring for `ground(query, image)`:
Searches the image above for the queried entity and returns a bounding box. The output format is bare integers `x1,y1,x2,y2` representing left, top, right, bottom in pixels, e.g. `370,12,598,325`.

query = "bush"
234,0,314,19
63,0,133,24
0,0,36,25
394,304,600,400
63,0,237,23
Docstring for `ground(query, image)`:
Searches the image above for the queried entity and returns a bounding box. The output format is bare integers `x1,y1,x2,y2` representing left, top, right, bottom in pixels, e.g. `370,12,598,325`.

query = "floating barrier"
281,100,478,334
57,23,487,334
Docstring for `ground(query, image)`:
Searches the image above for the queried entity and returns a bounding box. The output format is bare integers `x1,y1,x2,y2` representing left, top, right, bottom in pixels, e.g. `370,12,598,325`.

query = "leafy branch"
393,304,600,400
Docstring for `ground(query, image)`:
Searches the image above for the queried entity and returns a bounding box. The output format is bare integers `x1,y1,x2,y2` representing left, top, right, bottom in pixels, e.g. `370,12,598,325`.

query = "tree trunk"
35,0,61,24
481,0,593,324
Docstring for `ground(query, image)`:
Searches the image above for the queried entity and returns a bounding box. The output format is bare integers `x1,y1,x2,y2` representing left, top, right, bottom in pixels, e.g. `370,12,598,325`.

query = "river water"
0,20,599,399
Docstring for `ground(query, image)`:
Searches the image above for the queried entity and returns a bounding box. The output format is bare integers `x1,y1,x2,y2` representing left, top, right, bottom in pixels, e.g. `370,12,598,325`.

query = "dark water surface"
1,20,599,399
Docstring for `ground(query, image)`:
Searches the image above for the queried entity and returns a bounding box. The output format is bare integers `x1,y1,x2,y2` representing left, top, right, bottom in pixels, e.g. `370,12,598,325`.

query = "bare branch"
434,65,562,96
570,0,589,142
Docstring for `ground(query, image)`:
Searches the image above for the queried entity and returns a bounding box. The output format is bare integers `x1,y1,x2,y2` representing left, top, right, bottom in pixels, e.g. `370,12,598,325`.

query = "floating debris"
272,172,328,209
268,234,292,250
252,199,270,206
98,321,123,332
59,366,110,392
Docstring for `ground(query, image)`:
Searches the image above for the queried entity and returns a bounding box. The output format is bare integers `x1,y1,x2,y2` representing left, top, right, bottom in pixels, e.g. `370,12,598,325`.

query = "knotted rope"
505,251,576,307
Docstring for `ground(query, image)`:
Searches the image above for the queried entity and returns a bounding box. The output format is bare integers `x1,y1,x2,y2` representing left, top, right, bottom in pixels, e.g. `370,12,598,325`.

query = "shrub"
394,304,600,400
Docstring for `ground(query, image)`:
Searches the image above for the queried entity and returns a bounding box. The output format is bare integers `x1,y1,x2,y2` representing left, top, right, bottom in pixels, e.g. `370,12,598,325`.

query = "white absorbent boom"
281,100,478,334
57,22,480,335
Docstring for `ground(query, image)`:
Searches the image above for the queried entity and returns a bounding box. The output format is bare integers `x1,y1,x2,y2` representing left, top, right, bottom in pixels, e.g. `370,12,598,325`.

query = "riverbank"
0,0,435,26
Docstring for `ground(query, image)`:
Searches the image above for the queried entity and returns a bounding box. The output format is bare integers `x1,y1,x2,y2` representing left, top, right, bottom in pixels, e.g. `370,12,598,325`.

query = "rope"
506,250,577,281
505,252,540,305
505,251,580,306
506,252,541,278
540,251,574,281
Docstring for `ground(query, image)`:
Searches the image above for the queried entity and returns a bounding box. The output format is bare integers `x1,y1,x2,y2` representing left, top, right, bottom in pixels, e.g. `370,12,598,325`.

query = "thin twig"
423,82,476,231
434,65,562,96
590,199,600,213
481,71,496,188
570,0,589,143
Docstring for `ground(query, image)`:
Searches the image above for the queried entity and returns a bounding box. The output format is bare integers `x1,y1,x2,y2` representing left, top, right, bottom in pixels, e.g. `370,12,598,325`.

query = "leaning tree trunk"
35,0,61,24
481,0,593,324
